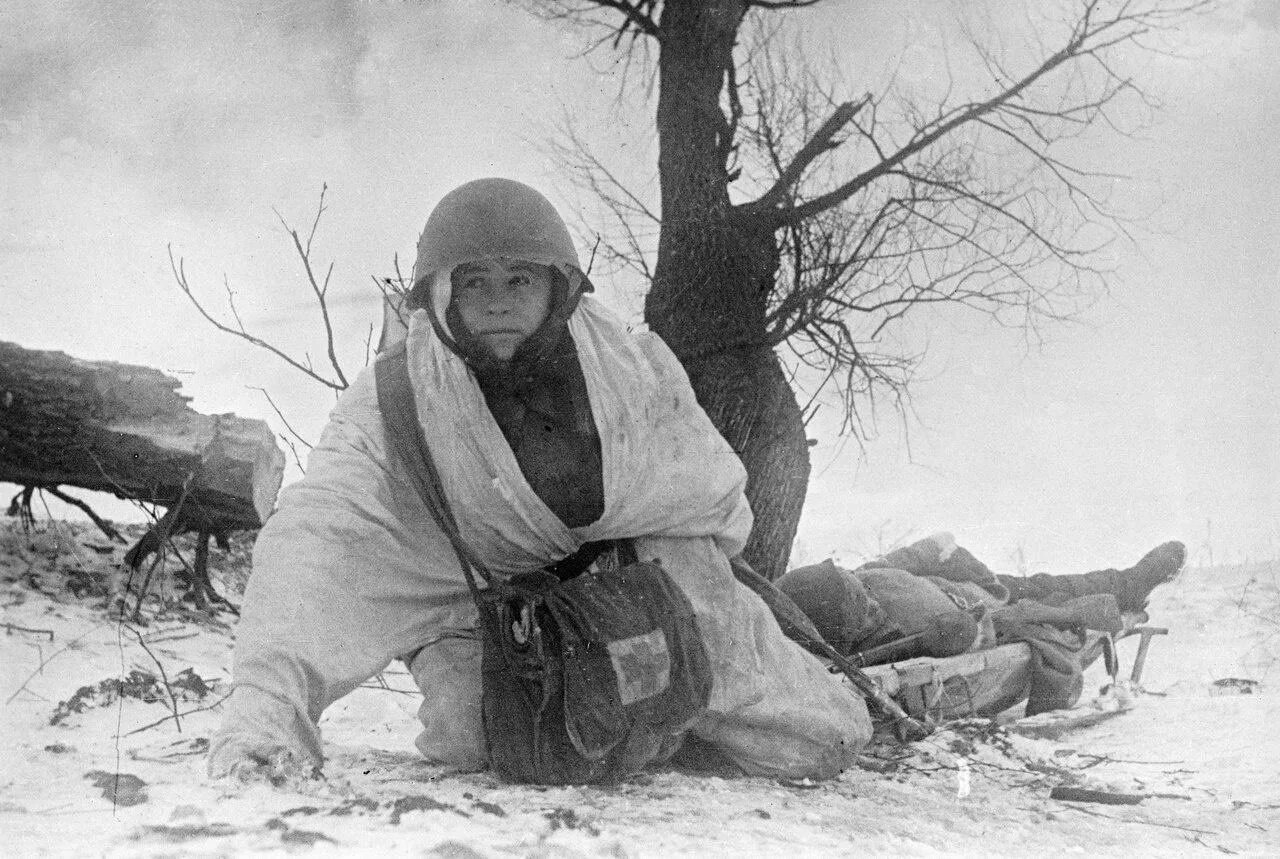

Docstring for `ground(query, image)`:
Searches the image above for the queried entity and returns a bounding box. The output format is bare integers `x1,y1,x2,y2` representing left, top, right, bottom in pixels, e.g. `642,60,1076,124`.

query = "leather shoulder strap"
374,343,493,592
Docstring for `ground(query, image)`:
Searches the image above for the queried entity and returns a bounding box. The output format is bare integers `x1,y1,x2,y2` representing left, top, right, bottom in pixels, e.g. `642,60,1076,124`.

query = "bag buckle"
511,602,535,646
499,591,549,678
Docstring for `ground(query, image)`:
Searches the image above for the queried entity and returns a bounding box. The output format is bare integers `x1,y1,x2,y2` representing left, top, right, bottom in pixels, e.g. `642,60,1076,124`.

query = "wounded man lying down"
779,535,1185,717
208,178,1185,785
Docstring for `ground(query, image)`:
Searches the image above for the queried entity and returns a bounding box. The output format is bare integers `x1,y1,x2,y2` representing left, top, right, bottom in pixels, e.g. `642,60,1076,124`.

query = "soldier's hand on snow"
218,747,321,789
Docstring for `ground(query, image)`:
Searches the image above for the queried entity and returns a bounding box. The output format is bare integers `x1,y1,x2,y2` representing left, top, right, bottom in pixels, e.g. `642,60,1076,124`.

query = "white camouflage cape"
209,296,756,770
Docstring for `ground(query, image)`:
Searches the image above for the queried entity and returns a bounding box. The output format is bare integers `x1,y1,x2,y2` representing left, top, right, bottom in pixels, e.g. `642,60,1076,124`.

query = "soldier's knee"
408,633,487,771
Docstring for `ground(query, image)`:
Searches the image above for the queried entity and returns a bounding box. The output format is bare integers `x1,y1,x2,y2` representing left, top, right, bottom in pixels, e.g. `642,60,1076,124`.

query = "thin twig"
124,689,234,736
275,184,350,390
1061,803,1219,835
168,247,345,391
41,486,125,543
5,624,107,705
248,387,313,451
2,623,55,640
280,434,306,475
35,494,95,570
113,617,125,814
121,625,182,733
357,684,417,696
127,472,196,619
162,532,239,616
1075,753,1187,766
139,630,199,644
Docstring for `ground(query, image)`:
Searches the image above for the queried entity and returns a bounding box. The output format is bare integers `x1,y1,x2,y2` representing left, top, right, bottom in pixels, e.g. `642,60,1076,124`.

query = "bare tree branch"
771,1,1208,226
169,249,345,391
545,109,661,283
524,0,661,44
273,184,349,389
169,185,354,392
692,3,1186,433
247,386,314,453
122,624,183,733
751,96,869,210
373,251,414,343
41,486,124,543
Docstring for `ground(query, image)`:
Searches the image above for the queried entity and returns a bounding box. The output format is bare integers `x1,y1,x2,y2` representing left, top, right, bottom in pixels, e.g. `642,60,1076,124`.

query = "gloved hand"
210,743,321,788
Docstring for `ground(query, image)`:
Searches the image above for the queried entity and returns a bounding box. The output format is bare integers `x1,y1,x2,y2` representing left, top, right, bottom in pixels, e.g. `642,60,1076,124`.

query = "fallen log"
0,340,285,533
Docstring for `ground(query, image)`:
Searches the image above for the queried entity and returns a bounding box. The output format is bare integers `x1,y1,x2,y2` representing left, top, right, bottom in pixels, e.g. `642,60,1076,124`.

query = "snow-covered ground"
2,519,1277,857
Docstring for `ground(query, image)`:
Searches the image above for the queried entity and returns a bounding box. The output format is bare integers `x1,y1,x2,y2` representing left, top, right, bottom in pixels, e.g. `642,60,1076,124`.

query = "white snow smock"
210,297,870,780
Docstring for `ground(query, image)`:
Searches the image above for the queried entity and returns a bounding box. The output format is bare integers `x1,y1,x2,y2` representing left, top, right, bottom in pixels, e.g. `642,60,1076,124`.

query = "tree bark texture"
0,341,284,531
645,1,810,579
683,348,811,580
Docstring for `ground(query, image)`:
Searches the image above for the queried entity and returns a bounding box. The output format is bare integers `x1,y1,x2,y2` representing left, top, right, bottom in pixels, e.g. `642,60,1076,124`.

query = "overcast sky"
2,0,1277,573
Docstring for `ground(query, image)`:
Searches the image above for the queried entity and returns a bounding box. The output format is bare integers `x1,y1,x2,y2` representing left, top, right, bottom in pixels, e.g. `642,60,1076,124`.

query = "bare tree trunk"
685,349,810,579
644,1,808,579
552,0,1197,575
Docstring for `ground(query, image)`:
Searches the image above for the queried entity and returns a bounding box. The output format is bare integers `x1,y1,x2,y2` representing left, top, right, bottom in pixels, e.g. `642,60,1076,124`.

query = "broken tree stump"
0,340,285,534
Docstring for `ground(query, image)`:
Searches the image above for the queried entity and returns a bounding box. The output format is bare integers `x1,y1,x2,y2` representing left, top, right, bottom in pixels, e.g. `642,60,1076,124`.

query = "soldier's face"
450,259,554,361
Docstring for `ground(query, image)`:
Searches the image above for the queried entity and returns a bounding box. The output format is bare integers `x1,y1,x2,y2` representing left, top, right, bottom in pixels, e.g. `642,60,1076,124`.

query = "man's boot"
999,541,1187,613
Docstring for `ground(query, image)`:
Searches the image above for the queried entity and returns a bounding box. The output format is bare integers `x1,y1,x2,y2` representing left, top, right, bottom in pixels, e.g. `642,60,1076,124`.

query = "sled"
862,640,1034,720
860,617,1164,722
